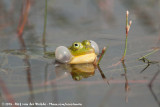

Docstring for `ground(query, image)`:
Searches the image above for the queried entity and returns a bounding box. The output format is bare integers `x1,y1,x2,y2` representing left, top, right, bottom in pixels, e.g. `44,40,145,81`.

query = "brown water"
0,0,160,107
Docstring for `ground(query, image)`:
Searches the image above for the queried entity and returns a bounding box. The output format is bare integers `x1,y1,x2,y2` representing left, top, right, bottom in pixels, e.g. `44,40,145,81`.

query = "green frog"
55,40,99,64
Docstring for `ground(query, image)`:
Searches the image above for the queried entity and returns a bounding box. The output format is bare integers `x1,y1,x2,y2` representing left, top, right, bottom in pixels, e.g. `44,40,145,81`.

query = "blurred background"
0,0,160,107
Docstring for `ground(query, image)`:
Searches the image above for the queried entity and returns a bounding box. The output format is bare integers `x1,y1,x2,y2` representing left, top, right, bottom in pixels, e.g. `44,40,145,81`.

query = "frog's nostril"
55,46,72,63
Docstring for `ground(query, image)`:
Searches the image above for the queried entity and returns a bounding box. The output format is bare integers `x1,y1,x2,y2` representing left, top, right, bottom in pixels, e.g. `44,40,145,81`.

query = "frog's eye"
74,43,79,47
72,75,82,81
74,76,82,81
82,40,91,46
89,40,99,55
55,46,72,63
73,42,82,49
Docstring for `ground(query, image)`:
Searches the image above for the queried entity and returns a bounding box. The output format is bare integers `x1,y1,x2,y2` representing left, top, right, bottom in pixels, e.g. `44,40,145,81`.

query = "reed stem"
42,0,48,52
97,46,108,65
121,10,132,61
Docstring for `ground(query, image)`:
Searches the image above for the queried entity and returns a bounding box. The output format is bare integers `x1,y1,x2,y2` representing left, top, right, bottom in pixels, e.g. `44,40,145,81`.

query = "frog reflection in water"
55,40,99,64
55,63,95,81
70,64,95,81
55,61,108,81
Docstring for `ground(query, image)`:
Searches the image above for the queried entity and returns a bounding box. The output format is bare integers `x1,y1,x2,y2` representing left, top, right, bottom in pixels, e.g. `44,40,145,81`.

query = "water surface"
0,0,160,107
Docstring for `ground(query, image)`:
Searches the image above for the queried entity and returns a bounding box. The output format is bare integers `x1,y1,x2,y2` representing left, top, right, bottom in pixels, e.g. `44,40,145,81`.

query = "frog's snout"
89,40,99,55
55,46,72,63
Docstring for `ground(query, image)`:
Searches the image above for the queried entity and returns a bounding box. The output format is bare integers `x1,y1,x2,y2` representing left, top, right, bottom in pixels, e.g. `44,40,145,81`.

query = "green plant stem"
42,0,48,52
121,11,131,61
138,49,159,60
122,35,128,60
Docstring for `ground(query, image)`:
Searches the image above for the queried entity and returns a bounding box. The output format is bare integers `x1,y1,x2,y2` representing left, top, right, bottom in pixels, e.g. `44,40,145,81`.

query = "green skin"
68,40,95,56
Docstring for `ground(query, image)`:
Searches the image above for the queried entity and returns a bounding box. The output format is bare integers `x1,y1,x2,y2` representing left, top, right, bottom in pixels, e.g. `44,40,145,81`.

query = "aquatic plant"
17,0,31,37
96,47,108,65
138,48,159,61
121,10,132,61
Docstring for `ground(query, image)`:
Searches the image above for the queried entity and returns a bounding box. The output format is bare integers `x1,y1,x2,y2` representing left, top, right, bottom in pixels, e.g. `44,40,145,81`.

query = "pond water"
0,0,160,107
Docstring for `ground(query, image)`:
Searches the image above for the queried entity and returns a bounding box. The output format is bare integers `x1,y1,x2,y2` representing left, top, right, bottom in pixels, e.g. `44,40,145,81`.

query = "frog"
55,40,99,64
68,40,97,64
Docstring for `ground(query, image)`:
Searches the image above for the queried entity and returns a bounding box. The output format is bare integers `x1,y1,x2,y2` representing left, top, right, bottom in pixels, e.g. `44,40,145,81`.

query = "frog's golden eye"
74,43,79,47
72,42,82,49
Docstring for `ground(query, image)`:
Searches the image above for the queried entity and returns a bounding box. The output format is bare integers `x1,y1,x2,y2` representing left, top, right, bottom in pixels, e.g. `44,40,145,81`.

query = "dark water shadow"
140,63,150,73
97,64,109,85
17,36,35,105
148,64,160,107
139,56,160,106
139,57,159,73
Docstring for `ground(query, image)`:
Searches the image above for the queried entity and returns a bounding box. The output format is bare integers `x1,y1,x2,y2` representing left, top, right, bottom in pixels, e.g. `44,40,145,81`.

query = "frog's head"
55,40,99,64
68,41,94,56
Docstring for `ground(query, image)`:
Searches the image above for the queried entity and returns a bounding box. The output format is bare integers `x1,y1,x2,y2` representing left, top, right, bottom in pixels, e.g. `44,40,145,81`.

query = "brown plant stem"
96,47,108,65
17,0,31,37
0,78,18,107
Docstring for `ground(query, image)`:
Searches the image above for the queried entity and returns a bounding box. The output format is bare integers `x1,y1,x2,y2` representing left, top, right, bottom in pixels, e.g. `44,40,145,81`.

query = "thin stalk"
42,0,48,52
97,46,108,65
121,10,132,61
138,49,159,60
122,35,128,60
17,0,30,37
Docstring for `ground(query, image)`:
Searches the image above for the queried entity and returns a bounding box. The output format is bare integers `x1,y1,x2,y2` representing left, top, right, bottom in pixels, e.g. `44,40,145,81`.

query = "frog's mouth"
69,53,97,64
